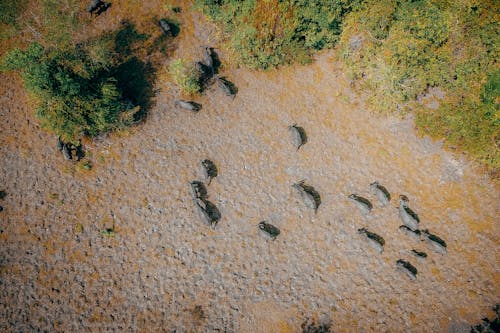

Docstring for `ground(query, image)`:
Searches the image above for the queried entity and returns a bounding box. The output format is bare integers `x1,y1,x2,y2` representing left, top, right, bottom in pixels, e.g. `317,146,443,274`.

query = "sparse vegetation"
169,59,202,94
40,0,82,49
75,223,84,234
100,228,115,237
81,160,92,171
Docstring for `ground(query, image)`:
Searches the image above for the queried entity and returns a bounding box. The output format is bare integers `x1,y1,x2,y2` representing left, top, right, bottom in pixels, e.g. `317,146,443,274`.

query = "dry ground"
0,2,499,332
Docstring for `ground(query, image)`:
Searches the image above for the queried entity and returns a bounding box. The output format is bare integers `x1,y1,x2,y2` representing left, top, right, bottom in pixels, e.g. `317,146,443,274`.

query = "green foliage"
195,0,361,69
1,39,134,144
41,0,82,48
169,59,202,94
0,0,27,25
416,70,500,168
339,0,499,169
100,228,116,237
81,160,93,171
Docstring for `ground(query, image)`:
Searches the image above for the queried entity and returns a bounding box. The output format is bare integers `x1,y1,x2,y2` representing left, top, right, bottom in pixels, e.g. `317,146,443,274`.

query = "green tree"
2,40,134,144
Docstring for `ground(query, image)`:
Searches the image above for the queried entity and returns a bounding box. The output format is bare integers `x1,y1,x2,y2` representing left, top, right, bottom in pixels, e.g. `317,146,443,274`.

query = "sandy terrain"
0,2,499,332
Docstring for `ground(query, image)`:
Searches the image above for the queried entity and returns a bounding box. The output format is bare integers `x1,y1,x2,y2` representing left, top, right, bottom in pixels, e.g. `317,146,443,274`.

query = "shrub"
338,0,499,170
195,0,362,69
169,59,202,94
0,0,27,26
1,39,134,144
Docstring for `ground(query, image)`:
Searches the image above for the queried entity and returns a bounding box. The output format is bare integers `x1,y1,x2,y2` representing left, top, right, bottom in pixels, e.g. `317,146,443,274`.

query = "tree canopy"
2,38,133,143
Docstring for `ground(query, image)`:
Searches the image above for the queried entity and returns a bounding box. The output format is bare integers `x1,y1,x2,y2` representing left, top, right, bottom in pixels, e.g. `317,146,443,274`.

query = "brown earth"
0,2,499,332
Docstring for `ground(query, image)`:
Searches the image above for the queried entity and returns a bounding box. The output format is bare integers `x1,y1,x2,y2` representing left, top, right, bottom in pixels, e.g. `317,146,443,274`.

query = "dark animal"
159,19,172,35
57,136,64,152
202,46,214,70
293,180,321,213
470,304,500,333
0,206,3,212
396,259,418,279
195,198,221,227
370,181,391,206
358,227,385,252
202,160,218,185
411,249,427,258
258,221,280,240
94,2,110,16
399,225,422,240
62,144,72,160
348,194,373,214
398,195,420,231
74,144,85,161
195,61,213,82
87,0,110,16
422,229,447,254
216,76,237,97
202,46,221,74
175,100,202,112
87,0,102,13
289,124,307,150
190,181,208,201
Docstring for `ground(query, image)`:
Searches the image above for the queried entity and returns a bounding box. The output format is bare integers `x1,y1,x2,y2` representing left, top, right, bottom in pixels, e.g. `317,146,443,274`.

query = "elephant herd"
189,122,448,281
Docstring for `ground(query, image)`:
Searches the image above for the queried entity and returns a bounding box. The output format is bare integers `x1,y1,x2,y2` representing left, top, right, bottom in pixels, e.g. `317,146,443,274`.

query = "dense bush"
1,39,134,144
0,0,28,41
338,0,499,169
0,0,27,26
195,0,362,69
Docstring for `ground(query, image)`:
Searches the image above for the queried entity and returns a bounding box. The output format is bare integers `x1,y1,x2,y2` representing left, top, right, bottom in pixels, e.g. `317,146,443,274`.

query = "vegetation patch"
1,39,136,144
169,58,202,94
195,0,361,69
1,13,162,144
338,0,499,169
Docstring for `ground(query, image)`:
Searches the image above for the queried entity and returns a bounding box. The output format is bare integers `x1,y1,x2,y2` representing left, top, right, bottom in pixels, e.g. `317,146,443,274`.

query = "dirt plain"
0,1,499,332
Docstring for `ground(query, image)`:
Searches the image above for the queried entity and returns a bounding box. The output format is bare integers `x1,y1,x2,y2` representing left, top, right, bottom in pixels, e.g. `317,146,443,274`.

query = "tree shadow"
147,17,180,58
208,48,222,75
113,57,156,121
114,21,148,56
112,21,156,121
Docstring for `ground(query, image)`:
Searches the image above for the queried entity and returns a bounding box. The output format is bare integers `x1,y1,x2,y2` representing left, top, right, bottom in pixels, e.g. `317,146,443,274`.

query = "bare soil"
0,2,498,332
